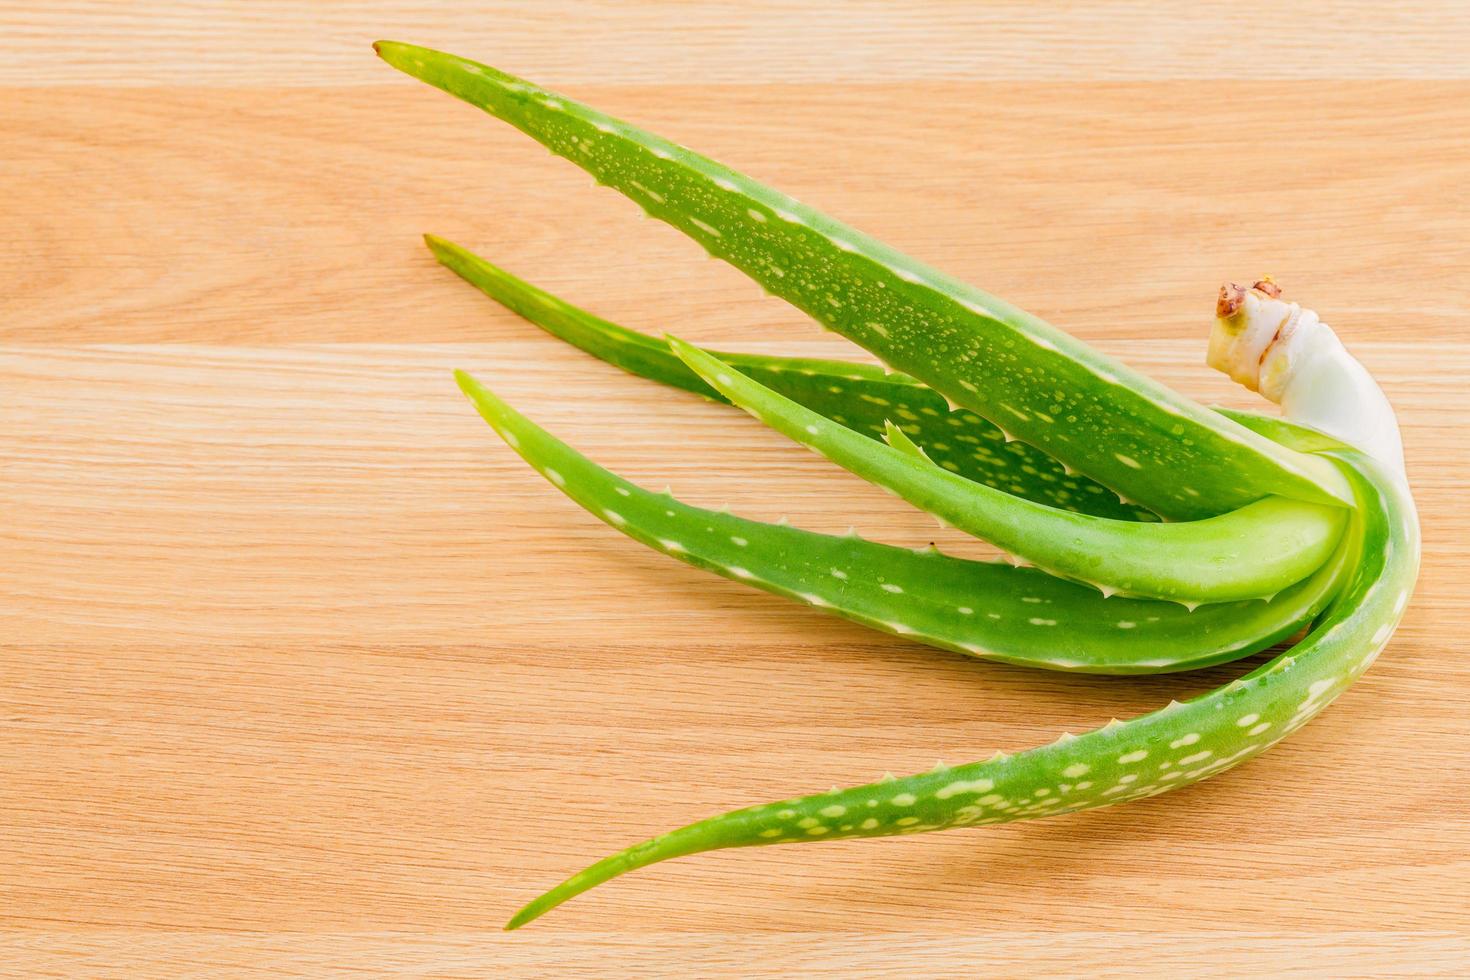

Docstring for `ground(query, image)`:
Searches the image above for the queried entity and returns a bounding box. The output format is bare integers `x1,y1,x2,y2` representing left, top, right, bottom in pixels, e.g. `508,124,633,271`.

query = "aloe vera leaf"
425,234,1157,522
504,446,1415,928
376,40,1351,519
456,370,1335,676
670,339,1346,604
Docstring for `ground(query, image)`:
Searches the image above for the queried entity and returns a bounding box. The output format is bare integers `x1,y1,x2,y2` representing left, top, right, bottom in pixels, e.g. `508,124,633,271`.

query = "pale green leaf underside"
426,234,1158,522
377,40,1351,520
1215,407,1353,454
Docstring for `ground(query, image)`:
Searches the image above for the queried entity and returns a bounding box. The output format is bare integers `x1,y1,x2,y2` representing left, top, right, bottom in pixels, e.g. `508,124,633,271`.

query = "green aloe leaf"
503,445,1415,929
456,369,1339,675
377,40,1351,519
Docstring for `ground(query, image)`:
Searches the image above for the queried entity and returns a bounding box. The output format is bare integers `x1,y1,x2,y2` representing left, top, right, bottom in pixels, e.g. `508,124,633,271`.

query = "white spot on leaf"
628,179,665,204
936,779,994,799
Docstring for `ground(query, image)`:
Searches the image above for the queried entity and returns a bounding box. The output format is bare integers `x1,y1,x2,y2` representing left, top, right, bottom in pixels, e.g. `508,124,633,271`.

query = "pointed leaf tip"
504,902,541,931
373,39,409,65
664,333,698,358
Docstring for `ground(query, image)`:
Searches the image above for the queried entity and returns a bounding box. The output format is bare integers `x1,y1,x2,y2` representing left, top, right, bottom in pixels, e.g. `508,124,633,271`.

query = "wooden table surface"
5,3,1469,976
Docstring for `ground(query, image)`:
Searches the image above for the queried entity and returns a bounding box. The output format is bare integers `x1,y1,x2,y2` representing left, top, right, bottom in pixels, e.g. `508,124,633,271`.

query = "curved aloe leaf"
670,339,1346,604
426,234,1158,522
504,445,1416,928
377,40,1351,519
456,370,1340,675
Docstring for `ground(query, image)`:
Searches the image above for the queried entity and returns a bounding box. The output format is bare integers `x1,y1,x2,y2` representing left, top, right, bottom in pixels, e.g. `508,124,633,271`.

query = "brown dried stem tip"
1252,277,1282,298
1217,282,1246,318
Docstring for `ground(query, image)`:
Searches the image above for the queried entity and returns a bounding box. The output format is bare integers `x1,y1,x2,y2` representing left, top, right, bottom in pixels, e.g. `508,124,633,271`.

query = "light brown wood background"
4,2,1468,976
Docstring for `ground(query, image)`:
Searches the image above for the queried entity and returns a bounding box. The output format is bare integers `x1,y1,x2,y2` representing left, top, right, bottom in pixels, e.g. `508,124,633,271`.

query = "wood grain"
5,1,1469,86
4,3,1469,976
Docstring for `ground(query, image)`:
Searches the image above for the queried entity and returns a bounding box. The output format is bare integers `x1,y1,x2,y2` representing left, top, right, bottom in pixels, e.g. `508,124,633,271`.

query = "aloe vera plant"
375,41,1420,928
